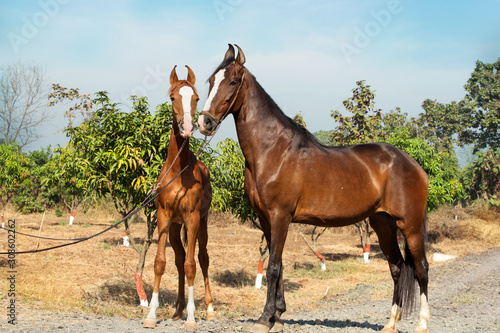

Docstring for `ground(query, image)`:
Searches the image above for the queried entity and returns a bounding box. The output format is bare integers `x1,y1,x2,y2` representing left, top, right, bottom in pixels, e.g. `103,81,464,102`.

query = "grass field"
1,203,499,320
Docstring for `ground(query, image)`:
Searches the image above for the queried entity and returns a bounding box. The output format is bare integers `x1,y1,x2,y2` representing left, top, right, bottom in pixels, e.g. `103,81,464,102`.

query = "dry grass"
1,205,499,320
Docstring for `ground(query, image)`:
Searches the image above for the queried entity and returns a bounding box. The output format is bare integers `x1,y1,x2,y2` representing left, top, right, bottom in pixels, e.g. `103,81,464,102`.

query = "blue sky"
1,0,499,151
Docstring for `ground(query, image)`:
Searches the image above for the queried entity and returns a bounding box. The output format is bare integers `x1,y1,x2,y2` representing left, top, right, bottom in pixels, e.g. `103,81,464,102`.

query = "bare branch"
0,61,51,149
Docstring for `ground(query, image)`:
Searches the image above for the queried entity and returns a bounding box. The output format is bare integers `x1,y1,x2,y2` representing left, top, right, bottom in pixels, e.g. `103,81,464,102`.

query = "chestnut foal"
143,65,215,328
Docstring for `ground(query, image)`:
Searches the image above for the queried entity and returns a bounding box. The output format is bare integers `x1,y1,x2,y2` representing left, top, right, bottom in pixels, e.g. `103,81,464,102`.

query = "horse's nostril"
204,117,213,131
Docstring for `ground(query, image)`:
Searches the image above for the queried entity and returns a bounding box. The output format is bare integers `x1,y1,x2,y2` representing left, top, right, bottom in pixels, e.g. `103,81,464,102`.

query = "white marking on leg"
146,292,159,320
202,69,226,111
255,273,264,289
384,304,402,331
417,293,430,331
207,302,215,316
179,86,194,136
186,286,196,323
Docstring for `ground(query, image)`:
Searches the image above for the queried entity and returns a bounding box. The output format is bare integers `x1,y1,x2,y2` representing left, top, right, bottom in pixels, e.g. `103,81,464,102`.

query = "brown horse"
143,65,215,328
198,45,430,333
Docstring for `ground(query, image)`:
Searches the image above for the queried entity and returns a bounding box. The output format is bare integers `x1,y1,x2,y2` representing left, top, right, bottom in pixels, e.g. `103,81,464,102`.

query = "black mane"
249,72,327,150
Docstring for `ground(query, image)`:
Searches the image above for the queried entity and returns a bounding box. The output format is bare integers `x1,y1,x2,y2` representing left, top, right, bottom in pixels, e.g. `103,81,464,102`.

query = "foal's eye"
170,97,175,102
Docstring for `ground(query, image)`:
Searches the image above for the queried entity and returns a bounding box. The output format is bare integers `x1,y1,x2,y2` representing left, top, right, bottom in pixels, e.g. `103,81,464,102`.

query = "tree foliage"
461,58,500,152
0,143,30,212
206,138,256,223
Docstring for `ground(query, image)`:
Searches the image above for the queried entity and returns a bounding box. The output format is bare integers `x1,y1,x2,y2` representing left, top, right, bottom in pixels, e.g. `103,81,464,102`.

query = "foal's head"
169,65,199,138
198,44,246,136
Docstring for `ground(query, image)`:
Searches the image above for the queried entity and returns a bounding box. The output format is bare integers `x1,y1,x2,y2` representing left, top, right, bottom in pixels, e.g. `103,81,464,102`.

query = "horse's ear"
235,44,246,65
170,65,179,85
223,44,235,62
185,65,196,85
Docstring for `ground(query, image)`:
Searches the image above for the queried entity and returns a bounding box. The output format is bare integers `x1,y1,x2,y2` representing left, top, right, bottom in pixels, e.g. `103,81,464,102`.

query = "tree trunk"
135,212,157,308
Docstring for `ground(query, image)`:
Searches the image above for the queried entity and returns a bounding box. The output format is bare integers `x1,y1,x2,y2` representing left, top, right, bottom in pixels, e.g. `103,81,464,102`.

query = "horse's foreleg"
269,263,285,333
253,216,290,333
144,212,170,328
183,215,200,328
169,222,186,321
198,213,216,321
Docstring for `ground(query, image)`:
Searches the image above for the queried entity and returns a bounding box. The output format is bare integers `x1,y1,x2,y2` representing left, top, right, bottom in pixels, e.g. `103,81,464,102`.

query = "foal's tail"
398,207,428,316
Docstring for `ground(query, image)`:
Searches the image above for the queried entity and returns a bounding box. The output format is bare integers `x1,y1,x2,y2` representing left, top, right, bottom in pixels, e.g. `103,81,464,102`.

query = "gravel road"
3,247,499,333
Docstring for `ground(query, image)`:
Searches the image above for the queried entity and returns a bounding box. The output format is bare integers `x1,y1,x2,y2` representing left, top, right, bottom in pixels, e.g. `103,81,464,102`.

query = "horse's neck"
166,119,191,170
234,73,293,165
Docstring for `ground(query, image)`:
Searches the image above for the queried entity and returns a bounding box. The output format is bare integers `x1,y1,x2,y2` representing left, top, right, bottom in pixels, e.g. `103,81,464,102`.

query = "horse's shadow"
241,317,388,332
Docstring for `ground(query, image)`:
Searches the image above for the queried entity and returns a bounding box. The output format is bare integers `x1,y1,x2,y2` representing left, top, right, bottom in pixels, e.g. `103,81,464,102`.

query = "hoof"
269,320,284,333
206,311,217,321
172,314,183,321
413,329,428,333
182,321,197,329
380,328,397,333
252,323,271,333
143,319,157,328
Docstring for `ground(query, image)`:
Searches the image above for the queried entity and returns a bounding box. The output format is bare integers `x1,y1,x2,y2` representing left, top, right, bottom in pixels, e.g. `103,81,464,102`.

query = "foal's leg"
369,213,405,333
198,213,216,320
144,210,171,328
183,213,201,328
169,222,186,321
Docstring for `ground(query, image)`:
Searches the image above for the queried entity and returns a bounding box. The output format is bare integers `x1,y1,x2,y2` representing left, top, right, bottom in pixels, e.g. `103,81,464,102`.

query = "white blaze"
179,86,194,135
202,69,226,111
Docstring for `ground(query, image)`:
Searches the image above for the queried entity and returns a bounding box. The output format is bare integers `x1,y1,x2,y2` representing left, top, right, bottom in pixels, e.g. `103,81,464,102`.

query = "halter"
200,69,246,131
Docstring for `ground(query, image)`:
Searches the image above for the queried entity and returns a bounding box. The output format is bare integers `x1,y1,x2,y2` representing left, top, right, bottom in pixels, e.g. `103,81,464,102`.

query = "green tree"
460,58,500,153
461,148,500,204
330,80,382,145
419,99,464,152
387,128,464,209
13,146,59,213
41,144,90,221
0,143,30,215
207,138,256,223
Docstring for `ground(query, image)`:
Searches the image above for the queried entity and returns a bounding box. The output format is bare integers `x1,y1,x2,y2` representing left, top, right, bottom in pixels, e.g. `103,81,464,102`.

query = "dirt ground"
0,205,499,332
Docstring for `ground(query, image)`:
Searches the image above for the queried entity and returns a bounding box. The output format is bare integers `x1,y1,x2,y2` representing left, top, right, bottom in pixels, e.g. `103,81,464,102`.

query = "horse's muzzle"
198,113,217,136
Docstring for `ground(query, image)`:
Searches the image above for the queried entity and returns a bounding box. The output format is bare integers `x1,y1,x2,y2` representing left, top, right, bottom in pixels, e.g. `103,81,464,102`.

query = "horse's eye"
229,81,237,86
170,97,175,102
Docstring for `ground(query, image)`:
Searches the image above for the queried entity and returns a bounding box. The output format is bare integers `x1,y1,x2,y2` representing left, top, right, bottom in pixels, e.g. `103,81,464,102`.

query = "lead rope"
0,68,245,254
0,116,224,254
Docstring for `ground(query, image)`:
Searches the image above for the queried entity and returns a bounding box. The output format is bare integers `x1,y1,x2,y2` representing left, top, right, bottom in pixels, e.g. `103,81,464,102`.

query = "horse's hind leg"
369,213,404,333
197,213,216,321
400,215,430,333
169,222,186,321
144,210,170,328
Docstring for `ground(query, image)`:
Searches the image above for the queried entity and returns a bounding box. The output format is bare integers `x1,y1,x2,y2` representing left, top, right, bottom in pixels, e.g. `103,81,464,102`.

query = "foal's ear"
224,44,235,62
235,44,246,65
170,65,179,85
185,65,196,85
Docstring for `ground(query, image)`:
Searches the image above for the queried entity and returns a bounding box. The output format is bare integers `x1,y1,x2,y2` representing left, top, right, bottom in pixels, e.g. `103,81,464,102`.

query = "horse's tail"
181,224,188,248
398,206,428,316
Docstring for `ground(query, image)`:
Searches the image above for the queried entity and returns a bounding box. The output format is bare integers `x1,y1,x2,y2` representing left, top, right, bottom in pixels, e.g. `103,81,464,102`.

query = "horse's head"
198,44,246,136
169,65,199,138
